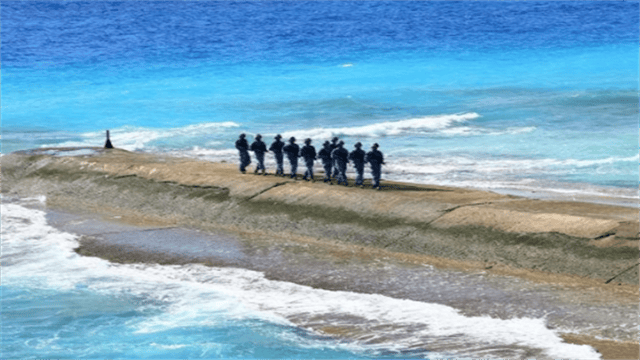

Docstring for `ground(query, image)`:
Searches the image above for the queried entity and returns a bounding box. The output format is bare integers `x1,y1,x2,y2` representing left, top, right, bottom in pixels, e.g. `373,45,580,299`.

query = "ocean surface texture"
3,1,638,198
2,1,638,358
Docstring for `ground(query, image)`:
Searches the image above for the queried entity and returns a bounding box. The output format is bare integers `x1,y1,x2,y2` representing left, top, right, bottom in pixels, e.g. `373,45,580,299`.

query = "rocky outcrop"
2,147,638,284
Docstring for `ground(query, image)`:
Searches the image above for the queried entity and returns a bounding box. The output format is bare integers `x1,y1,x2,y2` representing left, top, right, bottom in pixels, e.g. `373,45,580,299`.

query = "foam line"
167,146,637,200
279,112,481,139
49,121,240,151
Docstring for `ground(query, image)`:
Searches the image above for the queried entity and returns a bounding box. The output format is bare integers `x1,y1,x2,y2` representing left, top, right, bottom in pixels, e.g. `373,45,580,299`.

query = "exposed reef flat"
3,147,637,284
2,147,638,358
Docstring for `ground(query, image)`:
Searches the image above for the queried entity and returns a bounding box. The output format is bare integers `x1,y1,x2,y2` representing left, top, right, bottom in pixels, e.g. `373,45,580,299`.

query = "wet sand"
2,147,638,358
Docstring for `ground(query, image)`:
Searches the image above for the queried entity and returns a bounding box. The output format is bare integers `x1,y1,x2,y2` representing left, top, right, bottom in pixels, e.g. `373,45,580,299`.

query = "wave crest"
50,121,240,151
280,112,481,139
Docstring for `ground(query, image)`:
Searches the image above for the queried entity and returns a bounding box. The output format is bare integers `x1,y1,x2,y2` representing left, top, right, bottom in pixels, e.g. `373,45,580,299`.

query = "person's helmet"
338,140,345,146
304,138,311,144
372,143,379,149
239,133,246,138
332,137,339,142
355,142,362,148
323,140,330,146
289,137,296,142
275,134,282,139
256,134,262,139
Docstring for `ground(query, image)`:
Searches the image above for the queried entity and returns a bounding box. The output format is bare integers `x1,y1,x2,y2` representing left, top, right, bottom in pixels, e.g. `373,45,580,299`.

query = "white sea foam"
3,201,602,359
49,121,240,151
385,176,638,207
40,113,487,153
34,114,635,202
439,125,536,136
382,155,638,206
279,112,481,139
169,147,238,158
166,144,637,202
385,154,639,175
150,343,190,350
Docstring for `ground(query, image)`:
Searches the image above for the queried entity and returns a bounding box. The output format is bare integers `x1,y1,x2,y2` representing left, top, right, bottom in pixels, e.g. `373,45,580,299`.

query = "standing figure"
329,137,340,178
331,140,349,186
282,137,300,179
299,138,317,181
348,142,366,186
365,143,385,189
317,141,333,183
250,134,268,175
235,133,251,173
269,134,285,176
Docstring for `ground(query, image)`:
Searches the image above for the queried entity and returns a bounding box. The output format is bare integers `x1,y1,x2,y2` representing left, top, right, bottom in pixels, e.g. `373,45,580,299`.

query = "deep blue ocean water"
1,2,638,358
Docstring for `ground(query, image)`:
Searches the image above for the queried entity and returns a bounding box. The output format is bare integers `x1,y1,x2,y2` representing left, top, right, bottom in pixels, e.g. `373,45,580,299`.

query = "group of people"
235,134,385,189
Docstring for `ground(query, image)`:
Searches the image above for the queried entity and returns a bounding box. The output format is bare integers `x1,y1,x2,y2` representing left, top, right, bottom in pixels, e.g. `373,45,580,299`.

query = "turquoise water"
2,286,373,358
4,44,637,195
0,201,392,358
2,2,638,358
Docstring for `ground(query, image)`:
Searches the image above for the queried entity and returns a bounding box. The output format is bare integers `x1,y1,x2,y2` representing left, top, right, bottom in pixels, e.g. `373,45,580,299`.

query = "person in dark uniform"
329,137,340,178
282,137,300,179
269,134,285,176
299,138,317,181
365,143,385,189
235,133,251,173
250,134,268,175
317,141,333,183
348,142,366,187
331,140,349,186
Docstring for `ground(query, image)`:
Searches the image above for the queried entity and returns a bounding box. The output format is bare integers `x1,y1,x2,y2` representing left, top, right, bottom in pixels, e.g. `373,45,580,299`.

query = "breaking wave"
50,121,240,151
279,113,481,139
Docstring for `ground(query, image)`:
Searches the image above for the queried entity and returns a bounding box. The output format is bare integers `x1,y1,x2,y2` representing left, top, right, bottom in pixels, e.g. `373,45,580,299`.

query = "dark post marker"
104,130,114,149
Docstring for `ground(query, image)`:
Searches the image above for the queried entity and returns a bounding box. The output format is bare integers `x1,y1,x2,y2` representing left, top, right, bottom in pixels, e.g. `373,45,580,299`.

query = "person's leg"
323,163,332,181
240,152,249,172
258,153,265,173
291,158,298,178
252,153,258,173
307,161,314,180
370,167,377,187
339,162,347,185
373,166,381,188
276,153,284,175
356,165,364,186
